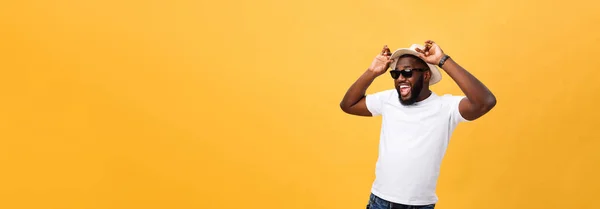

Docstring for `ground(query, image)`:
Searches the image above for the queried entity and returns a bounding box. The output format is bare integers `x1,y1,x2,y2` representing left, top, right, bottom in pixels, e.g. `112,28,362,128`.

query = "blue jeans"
367,193,435,209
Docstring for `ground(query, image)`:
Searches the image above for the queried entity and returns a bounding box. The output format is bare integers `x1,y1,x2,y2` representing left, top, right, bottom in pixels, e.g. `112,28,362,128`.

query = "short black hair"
397,54,429,70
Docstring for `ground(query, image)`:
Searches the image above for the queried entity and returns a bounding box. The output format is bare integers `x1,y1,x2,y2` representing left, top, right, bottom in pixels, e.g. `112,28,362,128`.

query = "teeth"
400,85,409,88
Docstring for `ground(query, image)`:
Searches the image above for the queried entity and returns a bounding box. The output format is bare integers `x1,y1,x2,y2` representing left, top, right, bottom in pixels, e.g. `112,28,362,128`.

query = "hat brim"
389,48,442,86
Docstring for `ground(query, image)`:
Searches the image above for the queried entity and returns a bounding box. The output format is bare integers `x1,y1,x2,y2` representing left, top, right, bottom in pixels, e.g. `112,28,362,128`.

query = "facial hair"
398,74,424,105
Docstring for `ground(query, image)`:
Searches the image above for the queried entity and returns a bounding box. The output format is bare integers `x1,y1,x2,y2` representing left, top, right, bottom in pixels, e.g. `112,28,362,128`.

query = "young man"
339,40,496,209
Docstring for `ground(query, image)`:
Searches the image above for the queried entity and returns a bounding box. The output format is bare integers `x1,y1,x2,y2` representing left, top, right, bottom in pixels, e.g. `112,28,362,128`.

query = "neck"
416,89,432,102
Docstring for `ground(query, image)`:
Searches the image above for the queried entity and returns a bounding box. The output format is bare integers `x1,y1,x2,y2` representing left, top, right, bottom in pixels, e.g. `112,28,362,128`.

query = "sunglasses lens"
401,70,413,78
390,71,399,79
390,69,418,79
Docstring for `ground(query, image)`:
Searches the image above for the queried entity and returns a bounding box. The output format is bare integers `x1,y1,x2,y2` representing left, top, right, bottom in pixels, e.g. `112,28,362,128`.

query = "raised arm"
416,40,497,121
340,45,393,116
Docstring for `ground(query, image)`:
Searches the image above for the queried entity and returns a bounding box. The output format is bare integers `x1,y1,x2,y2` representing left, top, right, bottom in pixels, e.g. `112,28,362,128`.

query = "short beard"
398,74,424,105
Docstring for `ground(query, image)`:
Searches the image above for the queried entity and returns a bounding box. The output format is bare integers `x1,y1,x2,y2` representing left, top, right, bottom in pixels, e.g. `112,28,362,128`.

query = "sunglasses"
389,68,428,79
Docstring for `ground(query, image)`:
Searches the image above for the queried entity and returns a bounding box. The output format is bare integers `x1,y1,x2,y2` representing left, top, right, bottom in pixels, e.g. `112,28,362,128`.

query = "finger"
381,45,389,55
424,42,433,51
416,48,428,56
424,43,432,52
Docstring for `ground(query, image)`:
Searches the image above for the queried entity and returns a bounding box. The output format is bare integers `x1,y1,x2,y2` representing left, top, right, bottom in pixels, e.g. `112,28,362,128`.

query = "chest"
380,102,451,135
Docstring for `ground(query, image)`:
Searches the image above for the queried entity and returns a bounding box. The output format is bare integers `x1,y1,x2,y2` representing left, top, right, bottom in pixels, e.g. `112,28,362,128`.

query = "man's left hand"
415,40,445,65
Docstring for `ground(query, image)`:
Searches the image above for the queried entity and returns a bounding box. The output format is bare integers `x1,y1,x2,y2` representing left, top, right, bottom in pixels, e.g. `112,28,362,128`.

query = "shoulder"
438,93,471,122
370,89,396,96
367,89,396,100
364,89,397,116
437,94,466,115
439,93,466,103
433,93,466,110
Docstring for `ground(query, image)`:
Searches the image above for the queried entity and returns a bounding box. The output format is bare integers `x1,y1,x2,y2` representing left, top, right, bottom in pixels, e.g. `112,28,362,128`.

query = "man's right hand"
368,45,394,76
340,45,394,116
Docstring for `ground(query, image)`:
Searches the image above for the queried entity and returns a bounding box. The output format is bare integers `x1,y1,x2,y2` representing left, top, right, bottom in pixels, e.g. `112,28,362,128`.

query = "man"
339,40,496,209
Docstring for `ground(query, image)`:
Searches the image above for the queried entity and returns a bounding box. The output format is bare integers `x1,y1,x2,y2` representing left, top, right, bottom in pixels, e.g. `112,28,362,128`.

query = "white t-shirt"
365,89,469,205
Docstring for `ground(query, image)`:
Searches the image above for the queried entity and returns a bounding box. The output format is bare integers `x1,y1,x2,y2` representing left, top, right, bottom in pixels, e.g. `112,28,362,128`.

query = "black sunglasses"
389,68,428,79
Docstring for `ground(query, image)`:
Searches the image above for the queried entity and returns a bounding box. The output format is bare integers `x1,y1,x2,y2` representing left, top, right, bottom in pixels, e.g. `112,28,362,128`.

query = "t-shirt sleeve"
447,95,470,124
365,90,390,117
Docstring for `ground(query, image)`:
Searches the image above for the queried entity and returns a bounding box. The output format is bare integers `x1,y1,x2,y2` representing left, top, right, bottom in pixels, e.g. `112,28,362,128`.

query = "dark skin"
395,55,431,105
340,41,496,120
338,45,394,116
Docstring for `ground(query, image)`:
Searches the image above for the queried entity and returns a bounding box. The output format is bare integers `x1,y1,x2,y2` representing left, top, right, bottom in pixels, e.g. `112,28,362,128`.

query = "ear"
424,70,431,83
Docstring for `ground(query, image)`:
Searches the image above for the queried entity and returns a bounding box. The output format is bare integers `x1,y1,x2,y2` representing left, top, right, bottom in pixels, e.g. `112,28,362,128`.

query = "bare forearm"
442,58,496,108
340,70,378,111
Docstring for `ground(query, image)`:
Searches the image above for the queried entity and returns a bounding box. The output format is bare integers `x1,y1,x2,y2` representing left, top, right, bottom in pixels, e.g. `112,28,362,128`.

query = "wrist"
440,57,455,71
438,54,451,69
365,69,382,78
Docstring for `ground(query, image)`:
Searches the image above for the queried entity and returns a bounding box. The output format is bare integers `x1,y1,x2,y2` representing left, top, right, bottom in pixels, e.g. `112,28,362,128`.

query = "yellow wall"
1,0,599,208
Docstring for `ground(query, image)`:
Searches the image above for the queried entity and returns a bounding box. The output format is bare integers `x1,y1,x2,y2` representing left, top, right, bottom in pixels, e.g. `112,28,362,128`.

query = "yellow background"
1,0,599,208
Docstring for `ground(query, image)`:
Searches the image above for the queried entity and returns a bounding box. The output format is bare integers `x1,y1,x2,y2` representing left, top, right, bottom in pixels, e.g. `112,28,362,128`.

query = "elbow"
482,95,497,111
339,102,350,113
340,101,357,114
464,95,496,121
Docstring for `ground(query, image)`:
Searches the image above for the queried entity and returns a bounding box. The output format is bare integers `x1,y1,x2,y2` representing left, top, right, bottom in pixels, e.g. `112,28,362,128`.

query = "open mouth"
399,84,411,97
